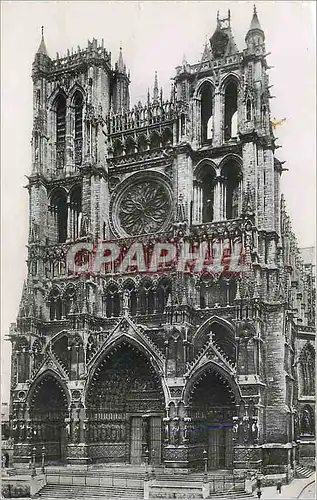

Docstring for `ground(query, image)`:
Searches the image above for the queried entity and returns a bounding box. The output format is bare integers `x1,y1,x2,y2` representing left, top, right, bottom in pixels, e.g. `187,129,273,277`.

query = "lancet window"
56,94,66,169
221,162,242,220
50,189,68,243
73,91,83,165
224,82,238,140
201,83,214,143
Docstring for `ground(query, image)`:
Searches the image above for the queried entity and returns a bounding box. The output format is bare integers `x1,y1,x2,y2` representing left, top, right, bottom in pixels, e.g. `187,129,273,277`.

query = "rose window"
111,176,172,237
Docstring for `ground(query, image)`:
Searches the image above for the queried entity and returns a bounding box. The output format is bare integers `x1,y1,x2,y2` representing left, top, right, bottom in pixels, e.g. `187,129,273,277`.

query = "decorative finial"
117,44,125,72
253,4,257,14
36,25,48,56
153,71,159,103
228,9,231,21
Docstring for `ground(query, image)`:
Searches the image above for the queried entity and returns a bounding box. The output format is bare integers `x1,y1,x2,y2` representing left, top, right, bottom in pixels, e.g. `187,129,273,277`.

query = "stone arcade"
9,7,315,476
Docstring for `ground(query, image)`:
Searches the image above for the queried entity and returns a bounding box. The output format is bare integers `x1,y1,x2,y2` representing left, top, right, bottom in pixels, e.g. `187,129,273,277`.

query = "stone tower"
9,7,315,475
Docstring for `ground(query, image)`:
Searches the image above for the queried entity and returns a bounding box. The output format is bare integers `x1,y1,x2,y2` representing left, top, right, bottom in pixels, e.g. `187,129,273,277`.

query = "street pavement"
253,473,315,499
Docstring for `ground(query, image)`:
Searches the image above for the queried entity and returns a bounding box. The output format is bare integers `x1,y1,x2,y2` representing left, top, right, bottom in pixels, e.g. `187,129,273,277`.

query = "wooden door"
208,428,219,469
130,417,143,464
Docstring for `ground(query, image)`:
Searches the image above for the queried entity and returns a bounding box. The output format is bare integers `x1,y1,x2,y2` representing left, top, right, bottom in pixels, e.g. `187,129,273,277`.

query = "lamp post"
145,448,149,480
151,448,155,478
41,446,45,474
31,447,36,477
203,449,208,482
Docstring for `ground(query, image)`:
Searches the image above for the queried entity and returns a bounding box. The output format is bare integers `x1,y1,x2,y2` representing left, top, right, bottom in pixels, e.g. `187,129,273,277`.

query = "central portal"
87,342,165,464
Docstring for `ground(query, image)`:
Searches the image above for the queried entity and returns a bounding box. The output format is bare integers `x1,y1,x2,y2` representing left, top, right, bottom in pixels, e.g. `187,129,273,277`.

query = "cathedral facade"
9,7,315,475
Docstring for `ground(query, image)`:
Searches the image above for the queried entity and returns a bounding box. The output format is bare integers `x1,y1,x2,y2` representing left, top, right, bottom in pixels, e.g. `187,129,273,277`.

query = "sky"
1,1,316,404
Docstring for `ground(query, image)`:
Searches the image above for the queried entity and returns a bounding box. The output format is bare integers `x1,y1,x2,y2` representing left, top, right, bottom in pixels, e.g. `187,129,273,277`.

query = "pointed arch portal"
86,342,165,464
187,366,237,469
29,373,69,462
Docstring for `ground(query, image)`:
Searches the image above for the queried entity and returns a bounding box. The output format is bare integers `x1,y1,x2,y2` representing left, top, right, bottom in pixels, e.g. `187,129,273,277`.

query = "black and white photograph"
1,1,315,499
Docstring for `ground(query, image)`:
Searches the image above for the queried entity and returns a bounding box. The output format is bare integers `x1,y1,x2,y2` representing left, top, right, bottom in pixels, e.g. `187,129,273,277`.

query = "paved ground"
2,471,315,500
297,480,315,499
253,473,315,499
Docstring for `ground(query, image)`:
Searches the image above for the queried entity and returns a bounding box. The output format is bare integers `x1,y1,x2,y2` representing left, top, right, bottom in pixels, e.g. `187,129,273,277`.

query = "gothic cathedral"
9,7,315,476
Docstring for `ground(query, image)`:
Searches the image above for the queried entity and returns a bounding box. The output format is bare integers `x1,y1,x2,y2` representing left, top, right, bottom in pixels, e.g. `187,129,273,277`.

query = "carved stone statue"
301,408,313,435
232,417,239,443
73,422,80,443
251,418,259,444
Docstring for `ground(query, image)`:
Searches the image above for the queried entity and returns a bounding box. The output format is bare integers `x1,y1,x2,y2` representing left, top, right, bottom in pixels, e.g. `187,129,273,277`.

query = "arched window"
246,99,252,121
125,137,136,155
300,405,315,436
50,189,68,243
139,279,155,315
224,82,238,141
73,92,83,165
69,186,82,240
56,94,66,169
222,162,241,220
138,135,148,152
162,128,173,147
113,139,123,157
105,284,120,318
15,338,30,383
201,84,213,143
150,133,160,150
198,165,216,223
157,278,172,313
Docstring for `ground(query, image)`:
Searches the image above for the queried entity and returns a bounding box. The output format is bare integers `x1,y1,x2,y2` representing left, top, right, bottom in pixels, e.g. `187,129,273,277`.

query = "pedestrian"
256,478,262,490
276,480,282,494
257,490,262,499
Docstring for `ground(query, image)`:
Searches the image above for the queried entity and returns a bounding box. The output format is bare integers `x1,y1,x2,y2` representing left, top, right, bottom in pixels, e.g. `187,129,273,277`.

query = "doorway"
130,415,162,465
189,368,236,470
86,342,165,464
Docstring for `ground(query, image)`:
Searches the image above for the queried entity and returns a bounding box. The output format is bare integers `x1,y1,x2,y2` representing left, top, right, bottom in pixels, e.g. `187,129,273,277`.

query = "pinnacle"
36,25,49,56
249,4,263,32
117,45,125,72
153,71,159,103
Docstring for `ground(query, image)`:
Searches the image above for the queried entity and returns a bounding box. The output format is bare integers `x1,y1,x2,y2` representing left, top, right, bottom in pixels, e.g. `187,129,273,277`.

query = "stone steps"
209,493,254,499
295,466,314,478
39,484,143,498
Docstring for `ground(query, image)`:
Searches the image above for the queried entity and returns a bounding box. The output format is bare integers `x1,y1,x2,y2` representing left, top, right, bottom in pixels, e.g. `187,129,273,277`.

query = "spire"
117,45,125,73
201,37,210,62
249,4,262,31
245,4,265,47
153,71,159,103
36,26,48,56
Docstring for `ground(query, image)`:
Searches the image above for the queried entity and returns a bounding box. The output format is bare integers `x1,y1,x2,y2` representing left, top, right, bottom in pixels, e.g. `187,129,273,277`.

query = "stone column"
212,89,223,147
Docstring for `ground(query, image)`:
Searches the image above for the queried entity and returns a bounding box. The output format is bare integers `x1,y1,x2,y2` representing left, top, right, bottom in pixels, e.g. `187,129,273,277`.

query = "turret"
113,46,130,112
245,5,265,55
32,27,51,76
